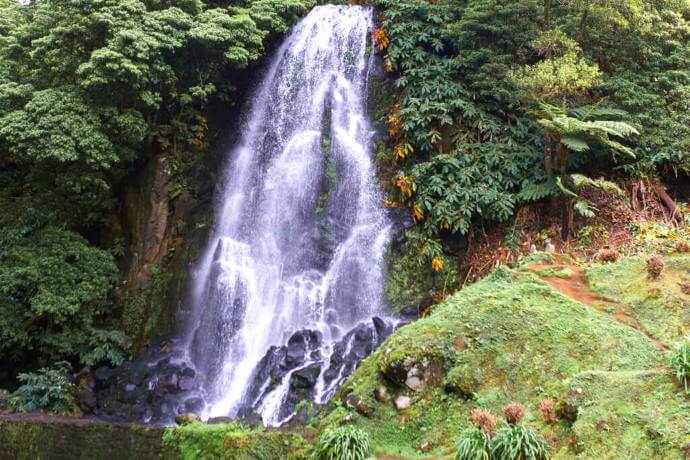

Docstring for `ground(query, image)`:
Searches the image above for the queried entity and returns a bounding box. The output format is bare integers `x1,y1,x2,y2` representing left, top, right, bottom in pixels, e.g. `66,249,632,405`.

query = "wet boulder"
286,330,322,367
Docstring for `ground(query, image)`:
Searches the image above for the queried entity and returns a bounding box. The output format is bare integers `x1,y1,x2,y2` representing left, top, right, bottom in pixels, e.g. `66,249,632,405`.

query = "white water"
184,5,390,423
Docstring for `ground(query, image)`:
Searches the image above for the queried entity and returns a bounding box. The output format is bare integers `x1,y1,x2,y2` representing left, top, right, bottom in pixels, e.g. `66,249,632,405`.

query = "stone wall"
0,414,175,460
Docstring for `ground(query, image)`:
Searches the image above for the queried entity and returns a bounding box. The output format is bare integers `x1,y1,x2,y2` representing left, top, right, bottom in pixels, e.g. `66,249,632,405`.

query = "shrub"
675,240,690,253
538,399,557,423
597,248,619,263
313,426,371,460
0,226,121,368
492,424,549,460
682,282,690,296
455,427,493,460
670,339,690,394
646,254,664,280
502,403,526,425
470,408,497,436
9,362,79,415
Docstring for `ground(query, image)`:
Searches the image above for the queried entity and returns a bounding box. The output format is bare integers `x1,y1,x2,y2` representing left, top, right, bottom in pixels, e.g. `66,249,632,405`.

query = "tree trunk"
544,131,554,179
655,184,684,225
557,143,571,240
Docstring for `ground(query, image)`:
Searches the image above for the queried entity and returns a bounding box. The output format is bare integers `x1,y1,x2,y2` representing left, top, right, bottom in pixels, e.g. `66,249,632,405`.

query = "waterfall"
185,5,391,424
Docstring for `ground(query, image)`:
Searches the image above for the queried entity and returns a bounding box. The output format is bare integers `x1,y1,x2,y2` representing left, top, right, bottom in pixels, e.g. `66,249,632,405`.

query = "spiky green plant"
455,427,493,460
492,424,549,460
670,339,690,393
313,425,371,460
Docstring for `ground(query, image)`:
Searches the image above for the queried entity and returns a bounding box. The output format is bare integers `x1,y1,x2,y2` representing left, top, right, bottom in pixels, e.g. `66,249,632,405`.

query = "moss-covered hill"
319,252,690,459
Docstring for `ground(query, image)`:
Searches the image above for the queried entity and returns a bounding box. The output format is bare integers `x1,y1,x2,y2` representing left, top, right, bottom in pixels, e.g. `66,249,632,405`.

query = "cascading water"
185,5,391,425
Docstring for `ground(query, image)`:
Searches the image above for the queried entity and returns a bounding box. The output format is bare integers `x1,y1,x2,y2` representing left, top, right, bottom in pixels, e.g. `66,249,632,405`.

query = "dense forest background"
0,0,688,386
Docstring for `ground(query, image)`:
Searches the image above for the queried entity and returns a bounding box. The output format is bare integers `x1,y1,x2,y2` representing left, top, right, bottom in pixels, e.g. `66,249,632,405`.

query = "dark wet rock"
93,340,203,424
243,345,288,405
286,330,322,368
160,373,179,392
207,416,233,425
291,364,321,389
242,317,398,424
180,367,195,378
184,397,204,413
372,316,391,338
178,376,195,391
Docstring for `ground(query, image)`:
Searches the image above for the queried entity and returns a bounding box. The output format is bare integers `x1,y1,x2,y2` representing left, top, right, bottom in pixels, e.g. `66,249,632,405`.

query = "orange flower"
431,257,444,272
372,28,390,50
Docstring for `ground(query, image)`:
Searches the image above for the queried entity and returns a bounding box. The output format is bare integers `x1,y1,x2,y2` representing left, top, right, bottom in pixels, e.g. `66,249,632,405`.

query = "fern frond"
517,181,558,203
570,174,625,196
560,135,589,152
574,199,597,218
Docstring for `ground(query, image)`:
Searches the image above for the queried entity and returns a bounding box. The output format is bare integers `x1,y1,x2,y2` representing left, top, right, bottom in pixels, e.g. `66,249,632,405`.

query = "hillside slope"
320,252,690,458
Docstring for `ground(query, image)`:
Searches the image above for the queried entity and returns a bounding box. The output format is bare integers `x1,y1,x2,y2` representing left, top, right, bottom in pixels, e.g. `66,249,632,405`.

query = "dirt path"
528,263,669,350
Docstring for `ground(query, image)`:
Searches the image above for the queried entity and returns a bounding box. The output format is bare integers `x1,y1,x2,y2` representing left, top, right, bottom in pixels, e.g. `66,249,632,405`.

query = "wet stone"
207,416,233,425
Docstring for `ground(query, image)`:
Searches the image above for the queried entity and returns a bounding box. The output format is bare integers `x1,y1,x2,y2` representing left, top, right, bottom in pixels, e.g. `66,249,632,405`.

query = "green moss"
163,422,310,460
0,417,172,460
384,248,459,313
555,370,689,459
323,265,671,457
587,253,690,344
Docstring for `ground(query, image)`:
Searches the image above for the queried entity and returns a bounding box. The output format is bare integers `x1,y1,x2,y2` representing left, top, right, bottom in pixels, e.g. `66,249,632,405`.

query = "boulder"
344,394,374,417
374,386,390,404
286,330,322,368
175,413,201,425
184,397,204,414
382,356,445,392
394,395,412,410
207,416,233,425
291,364,321,390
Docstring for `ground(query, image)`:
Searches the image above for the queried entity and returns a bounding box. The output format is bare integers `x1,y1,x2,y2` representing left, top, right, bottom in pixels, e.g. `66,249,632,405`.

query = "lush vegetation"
0,0,312,377
312,425,371,460
373,0,689,264
0,3,688,460
161,421,310,459
8,362,79,415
